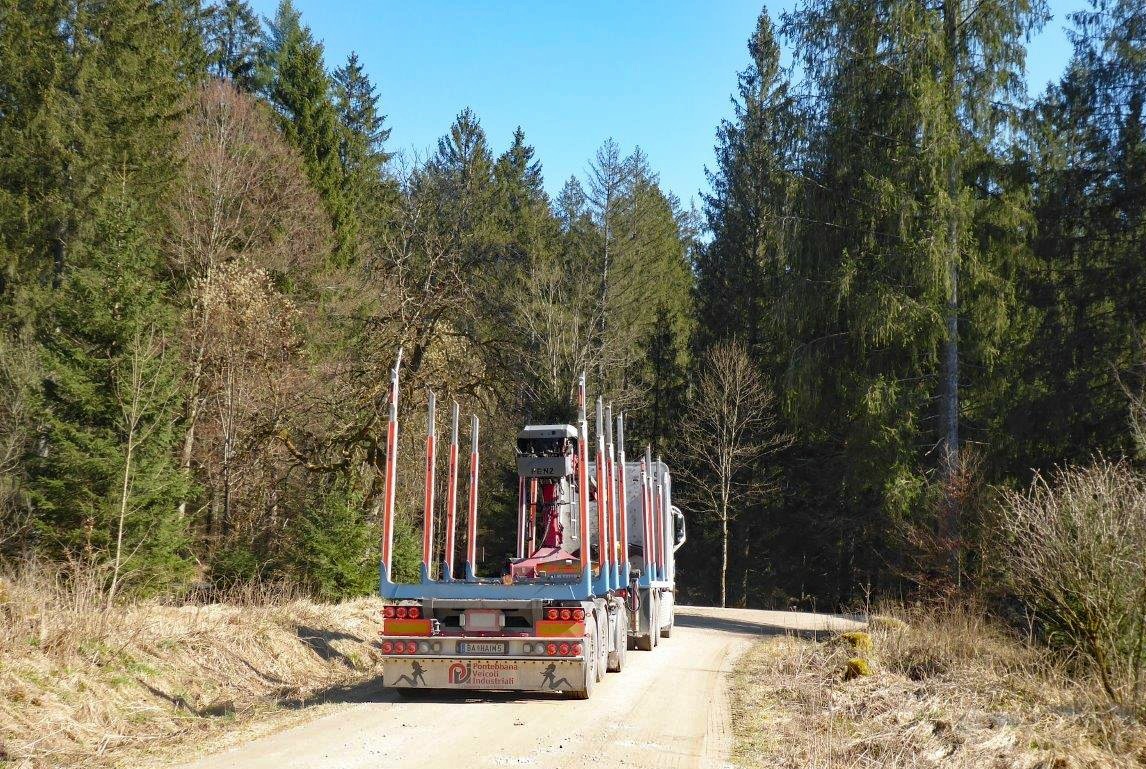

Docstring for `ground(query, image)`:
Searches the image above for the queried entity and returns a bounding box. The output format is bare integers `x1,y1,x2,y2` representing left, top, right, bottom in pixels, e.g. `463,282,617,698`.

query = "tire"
571,620,596,699
649,592,659,649
594,612,607,682
634,590,657,651
661,603,674,639
607,605,627,672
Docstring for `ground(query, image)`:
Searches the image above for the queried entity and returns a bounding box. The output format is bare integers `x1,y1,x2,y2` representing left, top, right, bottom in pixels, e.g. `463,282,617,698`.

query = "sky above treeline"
250,1,1077,209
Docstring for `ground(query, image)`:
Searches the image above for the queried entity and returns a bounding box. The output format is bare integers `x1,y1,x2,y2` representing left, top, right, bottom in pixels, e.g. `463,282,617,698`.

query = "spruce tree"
0,0,201,298
699,9,799,353
333,51,395,250
204,0,261,90
1005,0,1146,472
28,196,191,593
262,0,349,261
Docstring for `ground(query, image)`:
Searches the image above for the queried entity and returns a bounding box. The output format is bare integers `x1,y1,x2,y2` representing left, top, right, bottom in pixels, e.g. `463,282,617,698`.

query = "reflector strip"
382,619,433,636
535,620,586,637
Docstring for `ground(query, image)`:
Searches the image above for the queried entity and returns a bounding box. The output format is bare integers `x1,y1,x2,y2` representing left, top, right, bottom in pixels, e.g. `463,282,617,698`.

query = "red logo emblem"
448,662,471,684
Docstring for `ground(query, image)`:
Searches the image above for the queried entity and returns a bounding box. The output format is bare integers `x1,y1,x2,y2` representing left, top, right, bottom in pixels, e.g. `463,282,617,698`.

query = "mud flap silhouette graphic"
540,663,572,690
392,661,427,687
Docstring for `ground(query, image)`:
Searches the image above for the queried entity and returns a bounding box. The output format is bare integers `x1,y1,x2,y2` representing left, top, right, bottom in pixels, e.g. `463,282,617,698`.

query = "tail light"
381,641,393,653
560,608,572,621
546,643,557,655
559,642,570,655
572,608,585,621
407,606,421,619
396,606,408,619
383,606,396,618
572,643,583,656
405,641,417,654
546,608,559,620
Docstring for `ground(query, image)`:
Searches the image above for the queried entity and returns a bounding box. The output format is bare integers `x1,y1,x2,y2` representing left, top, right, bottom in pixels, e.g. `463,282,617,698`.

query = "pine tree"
769,0,1046,595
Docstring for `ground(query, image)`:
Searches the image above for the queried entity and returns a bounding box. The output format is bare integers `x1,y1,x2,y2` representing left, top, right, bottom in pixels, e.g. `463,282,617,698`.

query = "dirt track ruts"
167,606,863,769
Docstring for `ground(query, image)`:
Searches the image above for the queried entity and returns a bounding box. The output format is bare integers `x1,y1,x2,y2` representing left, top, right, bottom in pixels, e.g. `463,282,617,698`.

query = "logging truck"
377,352,685,698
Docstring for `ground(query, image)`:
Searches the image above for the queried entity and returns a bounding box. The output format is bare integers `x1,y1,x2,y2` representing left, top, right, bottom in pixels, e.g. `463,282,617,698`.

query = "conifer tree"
1006,0,1146,472
204,0,261,90
28,197,191,592
332,51,395,251
0,0,202,295
699,9,799,353
262,0,349,261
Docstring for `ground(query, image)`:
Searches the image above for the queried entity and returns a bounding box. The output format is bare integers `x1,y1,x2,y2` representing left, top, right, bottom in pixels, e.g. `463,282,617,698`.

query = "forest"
0,0,1143,616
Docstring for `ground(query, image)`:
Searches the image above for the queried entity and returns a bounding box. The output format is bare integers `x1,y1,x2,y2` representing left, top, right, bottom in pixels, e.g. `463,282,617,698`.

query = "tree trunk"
720,511,728,608
941,0,962,581
108,438,134,607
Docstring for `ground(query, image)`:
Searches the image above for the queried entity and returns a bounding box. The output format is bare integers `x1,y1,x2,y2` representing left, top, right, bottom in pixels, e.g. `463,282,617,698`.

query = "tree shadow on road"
280,674,571,708
673,612,846,641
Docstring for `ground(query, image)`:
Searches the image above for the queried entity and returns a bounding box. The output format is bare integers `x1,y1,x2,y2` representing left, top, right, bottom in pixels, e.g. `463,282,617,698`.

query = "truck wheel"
607,605,627,672
635,592,658,651
571,620,596,699
594,612,607,682
661,604,674,639
649,592,659,649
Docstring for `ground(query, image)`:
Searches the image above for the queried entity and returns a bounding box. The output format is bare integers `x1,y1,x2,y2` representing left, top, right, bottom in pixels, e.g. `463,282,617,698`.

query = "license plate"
457,641,506,655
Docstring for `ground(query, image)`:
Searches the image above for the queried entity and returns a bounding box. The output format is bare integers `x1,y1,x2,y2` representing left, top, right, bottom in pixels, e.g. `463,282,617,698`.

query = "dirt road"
169,606,863,769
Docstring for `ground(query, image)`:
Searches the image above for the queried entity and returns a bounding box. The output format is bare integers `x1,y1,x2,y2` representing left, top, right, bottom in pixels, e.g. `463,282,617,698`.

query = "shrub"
998,459,1146,708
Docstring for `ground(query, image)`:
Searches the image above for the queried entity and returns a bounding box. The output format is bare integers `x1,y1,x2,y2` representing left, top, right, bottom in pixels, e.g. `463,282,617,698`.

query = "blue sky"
251,1,1078,209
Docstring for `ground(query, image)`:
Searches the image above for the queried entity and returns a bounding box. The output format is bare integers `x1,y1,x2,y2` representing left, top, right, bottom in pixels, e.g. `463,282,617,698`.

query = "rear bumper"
383,655,586,692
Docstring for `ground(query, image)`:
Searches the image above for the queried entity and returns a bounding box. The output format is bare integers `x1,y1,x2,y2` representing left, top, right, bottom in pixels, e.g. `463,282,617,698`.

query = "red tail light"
396,606,408,619
559,642,570,655
546,608,558,620
407,606,421,619
572,608,585,621
406,641,418,654
560,608,572,621
381,641,393,653
383,606,396,618
572,643,583,656
546,643,557,655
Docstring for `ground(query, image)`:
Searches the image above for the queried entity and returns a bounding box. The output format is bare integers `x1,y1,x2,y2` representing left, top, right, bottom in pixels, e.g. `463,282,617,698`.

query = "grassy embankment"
730,606,1145,768
0,568,385,768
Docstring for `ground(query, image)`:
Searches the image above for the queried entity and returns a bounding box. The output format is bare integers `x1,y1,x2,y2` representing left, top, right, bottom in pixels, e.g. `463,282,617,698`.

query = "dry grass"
730,605,1146,768
0,565,384,768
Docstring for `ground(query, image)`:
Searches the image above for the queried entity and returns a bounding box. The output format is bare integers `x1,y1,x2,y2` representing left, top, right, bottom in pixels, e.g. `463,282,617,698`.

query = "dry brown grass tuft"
0,564,384,768
730,604,1146,768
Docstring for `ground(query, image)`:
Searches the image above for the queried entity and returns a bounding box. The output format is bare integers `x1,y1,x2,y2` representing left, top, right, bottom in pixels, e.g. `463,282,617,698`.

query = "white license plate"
457,641,506,655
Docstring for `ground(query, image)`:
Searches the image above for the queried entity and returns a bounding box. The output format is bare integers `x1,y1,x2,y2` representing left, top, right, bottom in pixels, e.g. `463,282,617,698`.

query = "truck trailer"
377,351,685,698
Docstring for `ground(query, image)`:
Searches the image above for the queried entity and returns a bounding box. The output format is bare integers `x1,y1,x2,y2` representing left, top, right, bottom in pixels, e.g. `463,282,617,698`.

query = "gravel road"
169,605,863,769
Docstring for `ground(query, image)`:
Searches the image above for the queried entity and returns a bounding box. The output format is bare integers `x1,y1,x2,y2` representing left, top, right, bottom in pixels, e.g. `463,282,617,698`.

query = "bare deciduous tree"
680,341,790,607
108,328,176,604
166,81,328,520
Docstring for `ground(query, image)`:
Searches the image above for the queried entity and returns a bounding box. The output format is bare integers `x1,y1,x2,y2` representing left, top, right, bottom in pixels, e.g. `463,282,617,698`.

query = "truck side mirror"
671,506,686,551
